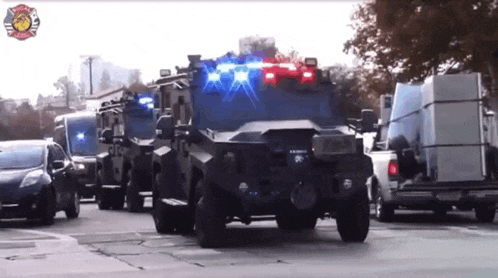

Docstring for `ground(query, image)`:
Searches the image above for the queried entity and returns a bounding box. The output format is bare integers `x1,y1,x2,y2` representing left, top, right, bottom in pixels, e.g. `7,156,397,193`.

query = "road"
2,199,498,278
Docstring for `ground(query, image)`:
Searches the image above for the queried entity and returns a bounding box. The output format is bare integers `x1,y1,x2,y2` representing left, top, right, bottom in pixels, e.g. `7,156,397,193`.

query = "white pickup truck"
365,73,498,222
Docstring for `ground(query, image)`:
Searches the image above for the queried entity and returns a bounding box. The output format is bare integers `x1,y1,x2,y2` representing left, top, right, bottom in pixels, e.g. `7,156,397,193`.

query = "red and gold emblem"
3,4,40,40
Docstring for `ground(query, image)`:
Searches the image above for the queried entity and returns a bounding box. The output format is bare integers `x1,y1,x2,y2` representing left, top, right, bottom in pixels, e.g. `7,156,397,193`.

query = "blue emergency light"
138,95,154,110
76,132,86,141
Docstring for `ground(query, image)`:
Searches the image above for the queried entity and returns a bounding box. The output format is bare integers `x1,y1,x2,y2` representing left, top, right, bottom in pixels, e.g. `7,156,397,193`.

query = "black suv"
152,54,376,247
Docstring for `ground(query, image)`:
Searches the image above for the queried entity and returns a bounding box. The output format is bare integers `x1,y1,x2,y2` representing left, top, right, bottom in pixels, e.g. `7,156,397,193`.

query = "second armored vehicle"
152,53,376,247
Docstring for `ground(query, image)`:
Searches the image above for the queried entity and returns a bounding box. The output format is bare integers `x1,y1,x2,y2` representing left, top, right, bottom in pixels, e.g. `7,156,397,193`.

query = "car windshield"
192,76,345,131
0,145,44,170
67,116,97,157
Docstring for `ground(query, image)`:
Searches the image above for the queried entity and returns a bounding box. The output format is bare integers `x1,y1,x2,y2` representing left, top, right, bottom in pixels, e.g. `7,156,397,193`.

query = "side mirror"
361,109,378,133
52,160,64,170
156,115,175,140
99,128,114,144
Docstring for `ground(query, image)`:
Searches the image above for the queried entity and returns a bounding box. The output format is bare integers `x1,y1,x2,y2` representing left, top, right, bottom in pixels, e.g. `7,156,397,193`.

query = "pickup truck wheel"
195,180,226,248
336,190,370,242
375,192,394,222
96,170,112,210
65,191,80,219
153,198,175,234
152,173,160,210
475,206,496,223
126,170,144,212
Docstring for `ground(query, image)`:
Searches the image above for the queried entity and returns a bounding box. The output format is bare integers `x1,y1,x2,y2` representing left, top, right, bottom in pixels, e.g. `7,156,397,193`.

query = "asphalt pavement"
2,201,498,278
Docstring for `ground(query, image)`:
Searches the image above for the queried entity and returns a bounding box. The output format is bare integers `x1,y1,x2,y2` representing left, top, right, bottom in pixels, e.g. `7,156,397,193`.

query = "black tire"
65,191,80,219
475,206,496,223
126,170,144,213
276,211,317,230
336,190,370,243
112,193,125,210
194,179,226,248
40,188,56,226
374,190,394,222
96,170,112,210
152,173,161,210
153,198,175,234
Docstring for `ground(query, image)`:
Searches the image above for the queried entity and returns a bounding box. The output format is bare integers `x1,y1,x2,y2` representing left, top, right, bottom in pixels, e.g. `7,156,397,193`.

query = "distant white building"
239,36,276,55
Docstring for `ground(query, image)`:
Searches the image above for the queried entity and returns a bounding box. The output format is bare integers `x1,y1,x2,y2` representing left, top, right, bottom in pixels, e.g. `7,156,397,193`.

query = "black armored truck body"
95,89,160,212
152,54,377,247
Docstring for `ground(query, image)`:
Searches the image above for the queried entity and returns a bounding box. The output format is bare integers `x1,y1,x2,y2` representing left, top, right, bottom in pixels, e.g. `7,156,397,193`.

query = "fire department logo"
3,4,40,40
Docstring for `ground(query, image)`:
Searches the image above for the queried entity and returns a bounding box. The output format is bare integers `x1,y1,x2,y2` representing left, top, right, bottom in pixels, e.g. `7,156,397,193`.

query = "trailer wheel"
475,206,496,223
336,189,370,242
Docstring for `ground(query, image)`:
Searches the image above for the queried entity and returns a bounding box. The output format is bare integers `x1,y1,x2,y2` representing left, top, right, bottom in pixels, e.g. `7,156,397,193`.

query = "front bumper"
0,192,43,219
385,180,498,206
211,171,367,214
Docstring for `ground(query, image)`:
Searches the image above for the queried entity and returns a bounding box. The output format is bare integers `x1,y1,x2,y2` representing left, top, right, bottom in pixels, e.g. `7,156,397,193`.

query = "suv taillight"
388,160,399,176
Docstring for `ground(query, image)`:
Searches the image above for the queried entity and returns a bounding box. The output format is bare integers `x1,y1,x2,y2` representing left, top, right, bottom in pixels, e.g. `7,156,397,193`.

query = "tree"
240,36,278,56
344,0,498,105
53,76,78,108
128,69,141,86
99,69,112,92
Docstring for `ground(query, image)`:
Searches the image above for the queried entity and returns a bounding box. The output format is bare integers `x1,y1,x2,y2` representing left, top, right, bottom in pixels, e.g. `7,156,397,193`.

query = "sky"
1,0,363,105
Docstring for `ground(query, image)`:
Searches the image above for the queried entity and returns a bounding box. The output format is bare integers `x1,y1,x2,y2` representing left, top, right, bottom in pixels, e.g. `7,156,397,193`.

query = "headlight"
19,169,44,188
75,163,86,170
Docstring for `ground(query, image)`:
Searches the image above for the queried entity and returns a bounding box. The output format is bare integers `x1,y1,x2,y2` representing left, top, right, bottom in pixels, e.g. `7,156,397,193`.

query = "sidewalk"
0,229,136,277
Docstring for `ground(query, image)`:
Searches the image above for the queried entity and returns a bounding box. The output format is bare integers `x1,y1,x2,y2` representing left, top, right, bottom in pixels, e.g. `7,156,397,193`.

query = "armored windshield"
191,60,345,131
67,116,97,157
124,95,156,139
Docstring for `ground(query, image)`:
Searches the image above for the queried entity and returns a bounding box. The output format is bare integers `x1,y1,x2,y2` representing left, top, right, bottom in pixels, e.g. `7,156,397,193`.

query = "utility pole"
80,55,100,96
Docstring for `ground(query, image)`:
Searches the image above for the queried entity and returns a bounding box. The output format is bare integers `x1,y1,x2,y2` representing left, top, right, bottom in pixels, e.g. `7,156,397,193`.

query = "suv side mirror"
99,128,114,144
361,109,378,133
156,115,175,140
52,160,64,170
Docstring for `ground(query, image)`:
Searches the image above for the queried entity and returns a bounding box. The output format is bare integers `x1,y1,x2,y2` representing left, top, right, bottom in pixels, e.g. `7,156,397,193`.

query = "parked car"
0,140,79,225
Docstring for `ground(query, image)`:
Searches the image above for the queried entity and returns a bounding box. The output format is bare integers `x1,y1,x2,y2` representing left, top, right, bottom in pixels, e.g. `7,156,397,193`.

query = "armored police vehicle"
53,111,98,199
95,89,160,212
152,53,376,248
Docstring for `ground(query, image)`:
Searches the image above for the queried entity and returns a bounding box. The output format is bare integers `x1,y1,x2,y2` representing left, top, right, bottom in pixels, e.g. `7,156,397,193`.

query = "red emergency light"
261,55,317,86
